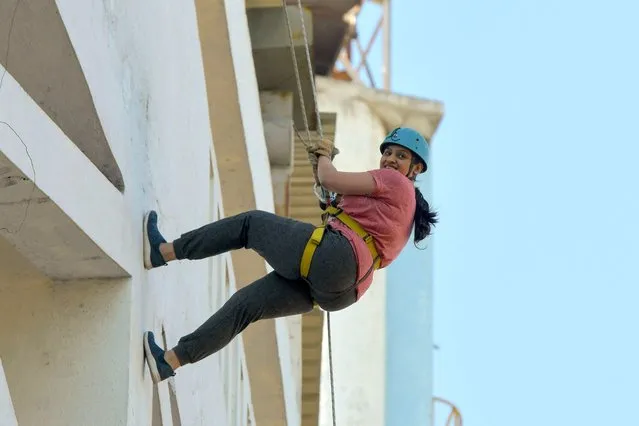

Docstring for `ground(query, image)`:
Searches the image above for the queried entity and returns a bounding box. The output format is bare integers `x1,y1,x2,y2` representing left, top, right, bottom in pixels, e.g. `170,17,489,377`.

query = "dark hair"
414,186,437,245
409,157,437,245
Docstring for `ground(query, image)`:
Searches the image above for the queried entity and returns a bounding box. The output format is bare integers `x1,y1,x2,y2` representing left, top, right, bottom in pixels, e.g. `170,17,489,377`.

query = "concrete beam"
0,69,132,280
316,76,445,142
247,6,318,133
0,0,124,191
261,91,295,167
245,0,284,8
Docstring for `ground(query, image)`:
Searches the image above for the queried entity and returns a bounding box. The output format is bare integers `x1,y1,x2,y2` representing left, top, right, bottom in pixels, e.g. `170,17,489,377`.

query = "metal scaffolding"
331,0,391,90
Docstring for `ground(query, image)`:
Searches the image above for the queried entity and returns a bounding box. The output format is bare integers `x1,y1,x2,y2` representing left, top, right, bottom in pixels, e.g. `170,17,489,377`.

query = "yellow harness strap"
325,206,381,270
300,226,326,278
300,206,381,280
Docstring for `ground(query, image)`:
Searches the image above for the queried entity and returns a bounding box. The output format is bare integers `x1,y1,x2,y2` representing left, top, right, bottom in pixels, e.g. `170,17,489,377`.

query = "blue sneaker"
143,210,167,269
143,331,175,384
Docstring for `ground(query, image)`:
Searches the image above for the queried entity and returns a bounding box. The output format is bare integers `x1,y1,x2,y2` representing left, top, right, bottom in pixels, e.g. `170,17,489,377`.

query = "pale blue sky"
357,1,639,425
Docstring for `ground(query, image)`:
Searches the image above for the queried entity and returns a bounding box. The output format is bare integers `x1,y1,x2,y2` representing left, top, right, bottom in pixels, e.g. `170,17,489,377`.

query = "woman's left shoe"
143,210,168,269
143,331,175,384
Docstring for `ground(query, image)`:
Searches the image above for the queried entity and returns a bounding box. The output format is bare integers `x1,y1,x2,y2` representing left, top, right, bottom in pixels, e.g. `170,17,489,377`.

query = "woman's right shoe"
143,331,175,384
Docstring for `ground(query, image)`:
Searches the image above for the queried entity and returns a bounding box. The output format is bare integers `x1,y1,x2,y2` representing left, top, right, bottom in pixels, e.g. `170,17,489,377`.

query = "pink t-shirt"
328,168,416,299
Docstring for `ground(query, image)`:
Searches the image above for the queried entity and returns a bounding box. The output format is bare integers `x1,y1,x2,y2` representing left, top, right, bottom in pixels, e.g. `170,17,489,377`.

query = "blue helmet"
379,127,429,172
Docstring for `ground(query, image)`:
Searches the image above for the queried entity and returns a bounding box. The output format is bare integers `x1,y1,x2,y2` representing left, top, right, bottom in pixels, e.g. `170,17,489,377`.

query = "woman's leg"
143,270,314,383
144,210,314,279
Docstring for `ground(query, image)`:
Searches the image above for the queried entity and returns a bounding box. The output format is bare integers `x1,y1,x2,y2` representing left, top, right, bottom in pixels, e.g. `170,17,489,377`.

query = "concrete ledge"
0,67,132,279
247,6,318,133
316,76,445,141
245,0,284,7
0,0,124,191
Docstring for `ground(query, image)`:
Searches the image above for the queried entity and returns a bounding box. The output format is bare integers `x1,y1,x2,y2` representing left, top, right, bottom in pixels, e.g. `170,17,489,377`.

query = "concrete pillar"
0,239,131,426
316,100,389,426
262,90,295,218
261,91,295,169
194,0,287,422
247,6,317,132
261,90,303,424
318,273,388,426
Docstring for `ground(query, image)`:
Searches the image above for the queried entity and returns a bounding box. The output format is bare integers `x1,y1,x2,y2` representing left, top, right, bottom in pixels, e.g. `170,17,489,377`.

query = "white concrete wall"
58,2,224,424
0,1,306,424
316,85,389,426
0,2,274,426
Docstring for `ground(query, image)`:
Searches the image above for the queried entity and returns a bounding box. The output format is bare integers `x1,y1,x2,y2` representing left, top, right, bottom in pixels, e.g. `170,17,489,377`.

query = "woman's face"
379,144,424,178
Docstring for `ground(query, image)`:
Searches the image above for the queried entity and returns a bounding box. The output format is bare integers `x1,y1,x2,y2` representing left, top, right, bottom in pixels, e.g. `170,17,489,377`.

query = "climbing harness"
300,206,381,280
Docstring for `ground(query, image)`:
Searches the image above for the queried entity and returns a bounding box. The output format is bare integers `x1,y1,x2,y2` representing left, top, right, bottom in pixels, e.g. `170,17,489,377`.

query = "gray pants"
171,210,358,365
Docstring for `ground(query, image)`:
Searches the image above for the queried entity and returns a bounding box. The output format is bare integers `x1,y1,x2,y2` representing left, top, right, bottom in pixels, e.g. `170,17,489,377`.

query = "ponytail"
413,186,438,245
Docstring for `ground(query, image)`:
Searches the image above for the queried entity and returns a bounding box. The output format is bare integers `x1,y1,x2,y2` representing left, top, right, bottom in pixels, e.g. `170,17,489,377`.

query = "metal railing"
432,397,463,426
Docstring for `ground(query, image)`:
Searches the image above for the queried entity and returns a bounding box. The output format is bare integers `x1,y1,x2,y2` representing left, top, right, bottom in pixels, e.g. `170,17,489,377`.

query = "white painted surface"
0,66,132,279
0,360,18,426
261,91,295,167
0,2,284,426
0,263,131,426
0,2,305,425
317,87,389,426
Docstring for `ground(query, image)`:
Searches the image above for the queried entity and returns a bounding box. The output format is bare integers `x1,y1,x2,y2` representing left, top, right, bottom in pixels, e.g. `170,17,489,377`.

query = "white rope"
280,2,338,426
281,3,312,146
326,305,338,426
282,1,332,202
294,0,323,140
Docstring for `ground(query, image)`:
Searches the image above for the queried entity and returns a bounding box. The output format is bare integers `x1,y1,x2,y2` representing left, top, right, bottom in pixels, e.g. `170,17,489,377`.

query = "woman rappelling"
142,127,438,384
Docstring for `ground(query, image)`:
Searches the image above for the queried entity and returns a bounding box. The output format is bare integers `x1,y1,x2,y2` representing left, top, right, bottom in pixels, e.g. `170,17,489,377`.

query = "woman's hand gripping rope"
306,138,339,182
306,138,340,206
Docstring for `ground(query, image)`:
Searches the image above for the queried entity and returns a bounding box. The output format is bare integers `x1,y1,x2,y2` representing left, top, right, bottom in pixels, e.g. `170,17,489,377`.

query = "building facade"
0,1,450,425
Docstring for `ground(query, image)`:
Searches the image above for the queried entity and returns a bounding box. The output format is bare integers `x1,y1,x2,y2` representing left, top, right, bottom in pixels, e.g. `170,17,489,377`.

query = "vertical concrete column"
317,106,388,426
260,90,304,423
262,90,295,218
195,1,287,423
318,273,388,426
0,245,131,426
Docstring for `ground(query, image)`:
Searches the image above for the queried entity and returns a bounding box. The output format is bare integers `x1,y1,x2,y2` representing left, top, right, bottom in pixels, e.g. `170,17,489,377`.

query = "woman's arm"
317,155,376,196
